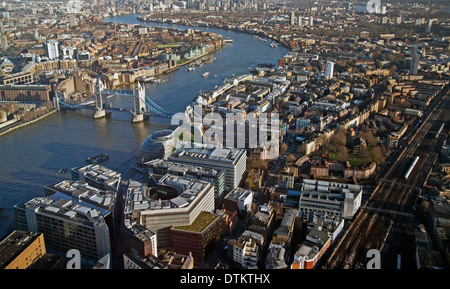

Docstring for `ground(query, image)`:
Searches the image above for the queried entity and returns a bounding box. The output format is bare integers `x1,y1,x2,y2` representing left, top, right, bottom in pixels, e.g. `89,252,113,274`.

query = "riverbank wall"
0,109,57,138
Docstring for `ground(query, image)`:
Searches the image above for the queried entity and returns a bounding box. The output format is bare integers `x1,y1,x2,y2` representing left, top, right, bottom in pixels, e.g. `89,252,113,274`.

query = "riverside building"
14,197,111,268
71,164,121,192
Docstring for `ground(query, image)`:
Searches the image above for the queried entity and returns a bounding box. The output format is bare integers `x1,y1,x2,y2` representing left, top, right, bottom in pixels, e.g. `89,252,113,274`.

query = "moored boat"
86,153,109,164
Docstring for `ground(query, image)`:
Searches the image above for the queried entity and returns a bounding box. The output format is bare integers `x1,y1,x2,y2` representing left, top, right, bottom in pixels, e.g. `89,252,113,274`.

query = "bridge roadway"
57,88,175,119
324,84,449,269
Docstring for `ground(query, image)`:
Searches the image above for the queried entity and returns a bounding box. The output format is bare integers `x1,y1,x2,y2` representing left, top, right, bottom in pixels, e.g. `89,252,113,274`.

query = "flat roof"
172,211,219,233
0,231,42,269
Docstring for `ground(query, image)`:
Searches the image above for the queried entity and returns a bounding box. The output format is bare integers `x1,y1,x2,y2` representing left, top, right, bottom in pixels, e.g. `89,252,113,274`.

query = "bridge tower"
132,82,148,123
93,79,107,119
53,94,60,111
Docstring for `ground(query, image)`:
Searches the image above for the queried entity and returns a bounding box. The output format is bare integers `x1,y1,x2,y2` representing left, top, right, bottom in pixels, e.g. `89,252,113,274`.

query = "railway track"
325,85,449,269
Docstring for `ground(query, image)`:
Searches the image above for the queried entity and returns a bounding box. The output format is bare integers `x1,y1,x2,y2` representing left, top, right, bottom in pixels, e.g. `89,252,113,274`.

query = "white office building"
297,179,363,220
325,61,334,79
168,145,247,192
46,40,59,60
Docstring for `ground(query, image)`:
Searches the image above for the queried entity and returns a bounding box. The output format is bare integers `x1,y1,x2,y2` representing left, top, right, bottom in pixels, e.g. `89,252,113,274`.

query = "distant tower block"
132,82,149,123
425,19,432,33
410,54,420,75
325,61,334,79
94,79,106,119
290,11,295,26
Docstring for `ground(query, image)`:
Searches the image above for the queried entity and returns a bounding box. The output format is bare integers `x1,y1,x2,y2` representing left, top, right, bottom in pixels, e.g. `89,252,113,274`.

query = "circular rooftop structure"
136,129,177,163
148,185,180,201
151,129,174,141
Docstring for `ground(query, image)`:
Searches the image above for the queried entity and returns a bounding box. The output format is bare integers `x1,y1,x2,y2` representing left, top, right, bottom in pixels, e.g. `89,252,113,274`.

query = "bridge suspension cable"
56,88,175,119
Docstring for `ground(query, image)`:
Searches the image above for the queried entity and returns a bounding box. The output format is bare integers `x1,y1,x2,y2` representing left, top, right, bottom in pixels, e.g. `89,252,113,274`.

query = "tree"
330,130,347,147
247,159,269,170
286,154,296,163
369,146,384,165
280,143,288,154
335,146,349,161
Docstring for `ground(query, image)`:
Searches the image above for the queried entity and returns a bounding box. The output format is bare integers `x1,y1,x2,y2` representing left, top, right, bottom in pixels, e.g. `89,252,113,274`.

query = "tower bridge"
55,80,175,122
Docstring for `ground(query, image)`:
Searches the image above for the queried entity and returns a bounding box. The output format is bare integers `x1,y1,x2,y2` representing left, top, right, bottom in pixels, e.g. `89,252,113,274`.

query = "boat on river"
86,153,109,164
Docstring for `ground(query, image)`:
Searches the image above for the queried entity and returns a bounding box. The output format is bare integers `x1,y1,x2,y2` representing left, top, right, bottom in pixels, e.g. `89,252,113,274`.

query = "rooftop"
45,179,115,212
0,231,43,269
170,145,245,164
75,164,121,186
124,175,213,213
172,211,219,233
15,196,106,227
145,158,224,178
225,187,253,202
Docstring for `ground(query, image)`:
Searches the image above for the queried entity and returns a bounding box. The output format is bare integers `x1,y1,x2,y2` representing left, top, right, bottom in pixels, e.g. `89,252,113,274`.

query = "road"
324,84,449,269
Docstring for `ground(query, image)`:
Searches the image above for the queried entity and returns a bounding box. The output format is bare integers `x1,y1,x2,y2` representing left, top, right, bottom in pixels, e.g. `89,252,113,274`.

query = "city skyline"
0,0,448,277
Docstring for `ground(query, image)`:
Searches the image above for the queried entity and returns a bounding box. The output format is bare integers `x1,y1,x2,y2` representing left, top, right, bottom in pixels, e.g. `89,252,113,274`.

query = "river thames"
0,13,289,237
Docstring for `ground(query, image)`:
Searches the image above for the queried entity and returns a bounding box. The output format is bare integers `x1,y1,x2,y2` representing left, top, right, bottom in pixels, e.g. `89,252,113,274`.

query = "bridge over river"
56,80,175,122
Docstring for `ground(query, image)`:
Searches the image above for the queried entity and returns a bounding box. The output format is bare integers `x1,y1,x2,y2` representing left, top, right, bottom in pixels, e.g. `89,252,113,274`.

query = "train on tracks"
404,156,419,180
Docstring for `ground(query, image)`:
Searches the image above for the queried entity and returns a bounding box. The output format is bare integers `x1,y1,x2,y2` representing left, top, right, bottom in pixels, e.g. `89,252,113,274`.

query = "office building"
145,158,226,208
44,179,116,213
410,54,420,75
290,11,295,26
71,164,121,192
123,175,215,248
425,19,432,33
325,61,334,79
44,179,117,235
168,145,247,192
122,181,159,257
223,187,254,215
296,179,363,220
46,40,59,60
14,197,111,268
0,231,46,269
170,211,223,261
